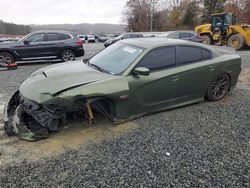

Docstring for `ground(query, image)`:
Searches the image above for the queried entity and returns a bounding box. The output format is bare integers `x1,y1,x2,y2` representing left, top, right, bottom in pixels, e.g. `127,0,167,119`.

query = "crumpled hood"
20,61,114,100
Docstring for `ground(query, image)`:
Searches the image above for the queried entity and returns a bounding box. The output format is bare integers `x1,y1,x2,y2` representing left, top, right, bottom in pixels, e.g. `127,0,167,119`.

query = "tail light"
76,39,83,47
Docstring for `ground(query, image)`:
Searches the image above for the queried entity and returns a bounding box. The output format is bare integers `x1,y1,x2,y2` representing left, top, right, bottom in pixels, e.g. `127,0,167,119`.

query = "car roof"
31,30,76,35
121,38,221,56
121,38,192,48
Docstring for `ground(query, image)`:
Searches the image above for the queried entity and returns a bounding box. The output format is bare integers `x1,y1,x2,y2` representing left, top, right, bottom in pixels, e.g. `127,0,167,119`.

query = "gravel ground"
0,44,250,187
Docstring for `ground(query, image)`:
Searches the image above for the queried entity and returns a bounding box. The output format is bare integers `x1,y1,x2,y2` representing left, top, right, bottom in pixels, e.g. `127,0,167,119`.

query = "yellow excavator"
195,12,250,50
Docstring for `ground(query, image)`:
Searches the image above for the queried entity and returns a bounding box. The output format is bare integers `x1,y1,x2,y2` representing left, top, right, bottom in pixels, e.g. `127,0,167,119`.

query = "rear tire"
201,35,212,45
0,52,15,65
206,73,230,101
227,34,244,50
61,49,75,62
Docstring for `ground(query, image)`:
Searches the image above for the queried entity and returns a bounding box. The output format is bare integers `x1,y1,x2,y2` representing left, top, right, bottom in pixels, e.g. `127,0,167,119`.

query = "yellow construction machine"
195,12,250,50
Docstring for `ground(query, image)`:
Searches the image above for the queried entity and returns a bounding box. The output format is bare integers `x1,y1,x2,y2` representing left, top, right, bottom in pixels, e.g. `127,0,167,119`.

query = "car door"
176,45,213,102
127,46,181,115
41,32,62,57
15,33,47,59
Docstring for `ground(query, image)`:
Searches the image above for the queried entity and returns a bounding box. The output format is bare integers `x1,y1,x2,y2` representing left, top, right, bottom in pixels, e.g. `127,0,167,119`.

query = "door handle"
171,75,179,81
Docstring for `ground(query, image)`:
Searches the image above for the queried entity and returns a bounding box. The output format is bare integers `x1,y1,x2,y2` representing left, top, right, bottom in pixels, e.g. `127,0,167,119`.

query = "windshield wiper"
89,63,105,72
88,63,116,75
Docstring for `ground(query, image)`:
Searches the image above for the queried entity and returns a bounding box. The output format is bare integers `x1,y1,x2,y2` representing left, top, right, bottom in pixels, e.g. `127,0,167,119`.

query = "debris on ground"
0,63,18,71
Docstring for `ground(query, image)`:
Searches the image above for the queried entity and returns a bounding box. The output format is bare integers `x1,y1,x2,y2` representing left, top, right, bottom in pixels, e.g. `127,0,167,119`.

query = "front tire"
61,49,75,62
206,74,230,101
227,34,244,50
0,52,15,65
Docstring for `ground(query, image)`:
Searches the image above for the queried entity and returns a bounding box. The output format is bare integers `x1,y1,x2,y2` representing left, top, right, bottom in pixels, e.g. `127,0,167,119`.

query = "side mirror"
23,39,30,45
133,67,150,76
83,58,89,64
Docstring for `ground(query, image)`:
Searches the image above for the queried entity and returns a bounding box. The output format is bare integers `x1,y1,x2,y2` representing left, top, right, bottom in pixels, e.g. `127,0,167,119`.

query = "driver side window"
213,16,222,26
136,47,176,71
27,33,45,42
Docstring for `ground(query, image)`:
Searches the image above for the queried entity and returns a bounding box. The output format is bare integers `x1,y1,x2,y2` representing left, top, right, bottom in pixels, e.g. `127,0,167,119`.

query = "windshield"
89,42,144,74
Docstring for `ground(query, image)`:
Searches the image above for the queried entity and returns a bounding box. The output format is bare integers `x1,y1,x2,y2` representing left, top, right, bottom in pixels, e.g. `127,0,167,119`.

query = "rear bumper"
75,48,85,57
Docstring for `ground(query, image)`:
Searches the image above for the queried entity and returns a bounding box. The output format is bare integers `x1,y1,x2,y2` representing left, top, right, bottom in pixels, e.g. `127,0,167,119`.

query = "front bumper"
3,91,66,141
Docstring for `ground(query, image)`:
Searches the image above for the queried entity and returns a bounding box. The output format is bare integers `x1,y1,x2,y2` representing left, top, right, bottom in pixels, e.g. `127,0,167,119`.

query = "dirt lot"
0,44,250,187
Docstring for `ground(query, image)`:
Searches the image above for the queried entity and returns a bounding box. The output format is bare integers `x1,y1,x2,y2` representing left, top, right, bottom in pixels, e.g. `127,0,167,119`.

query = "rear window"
202,49,212,59
179,46,212,64
58,33,71,40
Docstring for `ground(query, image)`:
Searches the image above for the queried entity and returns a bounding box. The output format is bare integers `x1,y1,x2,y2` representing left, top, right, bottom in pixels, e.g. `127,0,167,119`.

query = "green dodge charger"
4,38,241,141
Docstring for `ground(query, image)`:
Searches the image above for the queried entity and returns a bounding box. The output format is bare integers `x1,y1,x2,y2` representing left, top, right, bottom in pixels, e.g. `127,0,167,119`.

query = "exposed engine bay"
3,91,113,141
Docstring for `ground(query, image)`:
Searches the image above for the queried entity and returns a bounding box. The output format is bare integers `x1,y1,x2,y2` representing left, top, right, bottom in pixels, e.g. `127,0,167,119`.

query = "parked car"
158,31,202,42
104,33,144,47
98,35,108,42
86,35,96,43
77,35,86,43
4,38,241,141
0,30,84,64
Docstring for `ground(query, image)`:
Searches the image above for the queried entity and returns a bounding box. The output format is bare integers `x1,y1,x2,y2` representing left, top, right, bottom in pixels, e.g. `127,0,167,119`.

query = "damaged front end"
4,91,116,141
3,91,66,141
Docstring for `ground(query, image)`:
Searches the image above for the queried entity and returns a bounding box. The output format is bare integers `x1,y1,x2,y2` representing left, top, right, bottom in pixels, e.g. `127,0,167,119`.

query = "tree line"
124,0,250,32
0,20,31,35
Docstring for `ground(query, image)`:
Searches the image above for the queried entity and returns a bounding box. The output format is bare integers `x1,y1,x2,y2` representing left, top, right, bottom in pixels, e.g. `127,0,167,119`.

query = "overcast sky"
0,0,127,25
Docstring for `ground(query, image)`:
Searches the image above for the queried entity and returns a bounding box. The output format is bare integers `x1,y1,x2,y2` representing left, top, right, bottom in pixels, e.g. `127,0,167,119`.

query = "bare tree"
224,0,248,23
124,0,165,32
123,0,249,31
166,0,191,29
150,0,161,31
201,0,227,23
243,0,250,23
